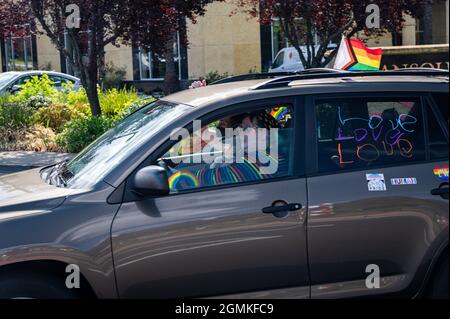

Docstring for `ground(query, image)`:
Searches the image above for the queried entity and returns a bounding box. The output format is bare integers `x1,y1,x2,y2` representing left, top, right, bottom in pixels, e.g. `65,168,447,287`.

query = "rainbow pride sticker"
168,171,200,191
270,107,289,121
434,166,449,182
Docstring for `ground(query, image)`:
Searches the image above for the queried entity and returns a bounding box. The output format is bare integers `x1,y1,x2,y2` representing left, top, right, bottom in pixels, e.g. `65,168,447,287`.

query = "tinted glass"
432,92,449,126
157,105,295,193
14,75,33,86
428,102,449,160
272,52,285,69
316,97,425,172
49,75,74,87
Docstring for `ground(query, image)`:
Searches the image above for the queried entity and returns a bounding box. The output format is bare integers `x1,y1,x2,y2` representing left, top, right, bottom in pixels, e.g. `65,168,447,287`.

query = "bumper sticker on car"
366,173,387,191
391,178,417,186
434,166,449,182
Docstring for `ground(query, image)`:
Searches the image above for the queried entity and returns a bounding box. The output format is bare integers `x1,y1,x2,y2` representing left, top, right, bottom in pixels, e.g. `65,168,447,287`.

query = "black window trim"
123,96,307,201
308,91,431,178
425,93,449,142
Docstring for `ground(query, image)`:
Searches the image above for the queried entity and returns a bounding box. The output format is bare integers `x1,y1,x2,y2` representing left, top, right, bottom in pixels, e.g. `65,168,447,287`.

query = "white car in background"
0,71,81,95
269,45,337,73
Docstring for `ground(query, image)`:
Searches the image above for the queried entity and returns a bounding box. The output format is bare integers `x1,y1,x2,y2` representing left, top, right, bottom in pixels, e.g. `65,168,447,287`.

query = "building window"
271,19,289,62
138,33,182,80
3,35,35,71
63,31,89,77
415,18,425,45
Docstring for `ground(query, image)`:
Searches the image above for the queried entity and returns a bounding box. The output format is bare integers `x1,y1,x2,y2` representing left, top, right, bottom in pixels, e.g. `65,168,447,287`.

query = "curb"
0,151,75,167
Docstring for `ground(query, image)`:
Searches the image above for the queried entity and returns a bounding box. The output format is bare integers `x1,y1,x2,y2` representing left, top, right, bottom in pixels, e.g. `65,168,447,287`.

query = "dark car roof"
165,71,449,109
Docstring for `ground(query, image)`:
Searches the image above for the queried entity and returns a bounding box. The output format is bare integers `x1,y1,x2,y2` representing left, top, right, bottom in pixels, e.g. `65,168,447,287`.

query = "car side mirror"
132,165,170,196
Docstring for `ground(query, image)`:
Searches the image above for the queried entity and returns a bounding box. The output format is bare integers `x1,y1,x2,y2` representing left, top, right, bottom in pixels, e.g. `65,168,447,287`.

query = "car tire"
426,254,449,299
0,272,80,299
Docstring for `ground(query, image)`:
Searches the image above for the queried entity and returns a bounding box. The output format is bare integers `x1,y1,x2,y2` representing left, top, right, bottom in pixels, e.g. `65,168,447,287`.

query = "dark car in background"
0,68,448,299
0,71,80,95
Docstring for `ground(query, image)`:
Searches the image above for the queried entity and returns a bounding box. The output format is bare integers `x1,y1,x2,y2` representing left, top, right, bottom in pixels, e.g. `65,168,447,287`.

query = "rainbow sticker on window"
168,171,200,191
434,166,449,182
270,106,289,121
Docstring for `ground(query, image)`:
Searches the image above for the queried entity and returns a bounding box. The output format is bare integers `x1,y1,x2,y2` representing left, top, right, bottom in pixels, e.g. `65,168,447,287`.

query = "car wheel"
0,272,80,299
426,254,449,299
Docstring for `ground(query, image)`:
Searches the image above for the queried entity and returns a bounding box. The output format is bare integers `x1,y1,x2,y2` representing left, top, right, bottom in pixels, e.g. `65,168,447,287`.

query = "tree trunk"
86,28,102,116
86,76,101,116
163,33,180,95
422,2,433,44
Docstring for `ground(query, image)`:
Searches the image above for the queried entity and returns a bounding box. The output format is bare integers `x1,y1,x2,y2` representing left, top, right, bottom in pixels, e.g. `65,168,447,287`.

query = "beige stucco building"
1,0,449,92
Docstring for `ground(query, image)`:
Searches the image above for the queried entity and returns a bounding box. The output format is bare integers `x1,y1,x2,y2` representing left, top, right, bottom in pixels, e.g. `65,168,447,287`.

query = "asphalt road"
0,166,33,177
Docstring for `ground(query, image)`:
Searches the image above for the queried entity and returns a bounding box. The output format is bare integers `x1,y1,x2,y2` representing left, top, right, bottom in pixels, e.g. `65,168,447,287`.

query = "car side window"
432,92,449,127
49,76,73,88
315,96,426,173
427,99,449,161
272,52,285,69
13,76,33,86
156,105,295,193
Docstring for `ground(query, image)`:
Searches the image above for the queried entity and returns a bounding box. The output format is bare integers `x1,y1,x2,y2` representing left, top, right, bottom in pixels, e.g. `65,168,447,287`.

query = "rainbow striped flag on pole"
334,36,383,71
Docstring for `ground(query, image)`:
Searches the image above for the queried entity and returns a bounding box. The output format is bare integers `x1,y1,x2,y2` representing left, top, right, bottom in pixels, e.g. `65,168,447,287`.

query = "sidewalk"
0,151,75,167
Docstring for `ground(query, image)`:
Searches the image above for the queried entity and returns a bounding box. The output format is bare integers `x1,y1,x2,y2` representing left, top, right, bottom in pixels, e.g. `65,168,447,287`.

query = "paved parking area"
0,165,32,176
0,151,75,177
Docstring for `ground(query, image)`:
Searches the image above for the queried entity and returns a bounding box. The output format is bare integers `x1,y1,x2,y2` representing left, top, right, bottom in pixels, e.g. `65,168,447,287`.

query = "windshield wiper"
43,158,74,187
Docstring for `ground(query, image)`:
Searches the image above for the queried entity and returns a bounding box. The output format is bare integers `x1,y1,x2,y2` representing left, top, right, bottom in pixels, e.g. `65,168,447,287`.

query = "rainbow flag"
334,36,382,71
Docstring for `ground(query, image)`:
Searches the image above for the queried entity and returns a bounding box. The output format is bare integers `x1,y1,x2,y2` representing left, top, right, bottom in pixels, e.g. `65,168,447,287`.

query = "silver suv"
0,69,448,299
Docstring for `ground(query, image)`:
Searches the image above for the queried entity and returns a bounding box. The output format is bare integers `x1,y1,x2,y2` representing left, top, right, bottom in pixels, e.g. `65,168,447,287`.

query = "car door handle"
431,187,449,196
262,203,302,214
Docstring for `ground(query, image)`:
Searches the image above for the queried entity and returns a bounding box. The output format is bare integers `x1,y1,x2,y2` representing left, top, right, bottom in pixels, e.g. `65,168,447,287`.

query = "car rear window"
315,96,426,173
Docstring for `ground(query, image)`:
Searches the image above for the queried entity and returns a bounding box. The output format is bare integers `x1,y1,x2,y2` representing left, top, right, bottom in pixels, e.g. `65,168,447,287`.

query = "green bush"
0,98,34,129
19,93,53,109
99,88,141,119
56,116,115,153
13,74,59,103
59,85,90,107
33,103,86,133
0,72,153,152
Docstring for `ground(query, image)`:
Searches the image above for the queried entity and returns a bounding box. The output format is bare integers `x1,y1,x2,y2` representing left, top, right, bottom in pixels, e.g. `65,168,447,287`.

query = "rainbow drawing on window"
168,171,200,190
270,107,289,121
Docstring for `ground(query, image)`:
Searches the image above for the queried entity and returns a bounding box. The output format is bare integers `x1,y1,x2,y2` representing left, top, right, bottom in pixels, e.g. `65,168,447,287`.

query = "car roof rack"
252,68,449,90
209,72,297,85
209,68,346,85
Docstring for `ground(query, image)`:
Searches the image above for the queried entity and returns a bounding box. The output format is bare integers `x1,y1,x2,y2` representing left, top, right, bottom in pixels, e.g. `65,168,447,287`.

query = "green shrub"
99,88,140,119
13,74,59,103
19,93,53,109
0,98,34,129
33,103,86,133
56,116,115,153
0,73,152,152
59,86,90,107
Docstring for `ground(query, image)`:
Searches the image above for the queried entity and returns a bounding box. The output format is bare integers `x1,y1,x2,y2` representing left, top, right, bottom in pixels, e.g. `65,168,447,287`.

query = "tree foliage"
234,0,431,68
0,0,218,115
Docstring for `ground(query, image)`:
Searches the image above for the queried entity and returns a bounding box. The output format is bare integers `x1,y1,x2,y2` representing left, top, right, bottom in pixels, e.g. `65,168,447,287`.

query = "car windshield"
0,73,17,89
42,100,191,189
